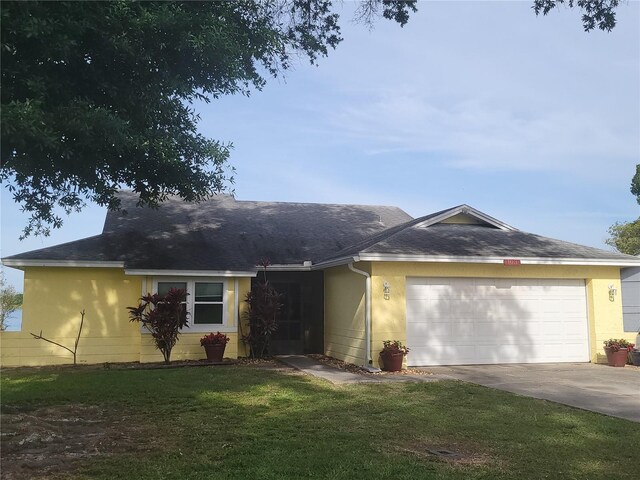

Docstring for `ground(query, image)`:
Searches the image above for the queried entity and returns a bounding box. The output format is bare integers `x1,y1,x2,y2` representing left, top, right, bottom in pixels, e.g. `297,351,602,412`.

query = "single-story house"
2,191,639,368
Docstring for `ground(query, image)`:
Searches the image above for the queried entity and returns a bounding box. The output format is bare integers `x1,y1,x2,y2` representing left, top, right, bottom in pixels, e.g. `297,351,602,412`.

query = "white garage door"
406,277,589,366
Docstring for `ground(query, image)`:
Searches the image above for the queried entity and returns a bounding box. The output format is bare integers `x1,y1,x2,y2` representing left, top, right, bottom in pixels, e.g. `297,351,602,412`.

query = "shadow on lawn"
2,365,638,480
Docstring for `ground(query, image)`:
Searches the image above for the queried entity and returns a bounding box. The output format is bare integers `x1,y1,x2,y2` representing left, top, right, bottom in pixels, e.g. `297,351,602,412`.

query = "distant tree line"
0,273,23,331
606,165,640,256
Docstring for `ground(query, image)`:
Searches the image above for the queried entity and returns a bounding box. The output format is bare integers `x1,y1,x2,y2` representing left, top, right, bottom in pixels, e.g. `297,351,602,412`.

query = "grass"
1,363,638,479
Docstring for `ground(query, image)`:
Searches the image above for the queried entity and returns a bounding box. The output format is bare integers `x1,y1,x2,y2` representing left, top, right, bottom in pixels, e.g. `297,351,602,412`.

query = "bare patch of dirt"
234,357,306,376
308,354,434,377
1,404,153,480
394,439,496,467
234,357,279,367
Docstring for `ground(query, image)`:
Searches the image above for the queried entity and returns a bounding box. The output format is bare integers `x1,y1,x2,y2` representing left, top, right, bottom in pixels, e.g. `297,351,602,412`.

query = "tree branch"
30,309,86,365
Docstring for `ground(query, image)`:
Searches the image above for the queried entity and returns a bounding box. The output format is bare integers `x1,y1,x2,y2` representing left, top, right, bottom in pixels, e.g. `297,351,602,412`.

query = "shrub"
242,261,282,358
128,288,189,363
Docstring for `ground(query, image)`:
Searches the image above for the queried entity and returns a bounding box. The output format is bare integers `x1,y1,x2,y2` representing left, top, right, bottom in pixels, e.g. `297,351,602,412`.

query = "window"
157,282,187,296
152,278,229,330
194,282,223,324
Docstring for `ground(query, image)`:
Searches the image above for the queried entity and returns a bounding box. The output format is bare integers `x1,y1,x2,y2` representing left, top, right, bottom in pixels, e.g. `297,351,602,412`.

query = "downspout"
234,278,239,325
234,278,241,355
348,262,380,372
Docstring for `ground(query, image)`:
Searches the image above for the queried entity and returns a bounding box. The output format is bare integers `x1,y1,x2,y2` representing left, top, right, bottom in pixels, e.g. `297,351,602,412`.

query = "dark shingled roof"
5,191,413,270
327,223,637,261
5,194,638,270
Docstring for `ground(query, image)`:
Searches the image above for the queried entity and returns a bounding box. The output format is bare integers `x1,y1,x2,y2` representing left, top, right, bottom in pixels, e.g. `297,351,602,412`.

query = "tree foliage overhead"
0,0,417,238
533,0,621,31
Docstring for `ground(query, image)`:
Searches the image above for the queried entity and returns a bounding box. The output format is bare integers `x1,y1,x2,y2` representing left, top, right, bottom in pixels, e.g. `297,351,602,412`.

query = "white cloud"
323,89,636,179
297,1,640,185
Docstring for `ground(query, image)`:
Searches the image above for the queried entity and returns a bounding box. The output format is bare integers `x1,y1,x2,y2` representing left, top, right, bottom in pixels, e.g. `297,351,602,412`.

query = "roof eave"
356,253,640,267
311,256,361,270
124,269,257,277
1,259,125,269
260,264,312,272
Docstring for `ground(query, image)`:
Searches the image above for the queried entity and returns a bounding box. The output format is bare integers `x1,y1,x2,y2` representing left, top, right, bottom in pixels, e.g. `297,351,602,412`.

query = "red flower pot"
604,347,628,367
204,344,226,362
381,351,405,372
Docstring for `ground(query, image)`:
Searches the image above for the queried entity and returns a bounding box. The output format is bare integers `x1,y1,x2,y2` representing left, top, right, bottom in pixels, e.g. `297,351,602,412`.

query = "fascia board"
359,254,640,267
1,259,125,269
310,256,360,270
125,269,257,277
260,264,312,271
357,253,640,267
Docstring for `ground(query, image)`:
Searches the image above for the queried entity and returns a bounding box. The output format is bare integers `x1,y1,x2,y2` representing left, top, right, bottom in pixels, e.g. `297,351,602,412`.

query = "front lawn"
1,363,637,479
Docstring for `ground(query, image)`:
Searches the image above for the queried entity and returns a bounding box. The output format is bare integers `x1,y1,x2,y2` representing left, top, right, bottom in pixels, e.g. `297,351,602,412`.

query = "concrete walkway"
276,355,374,384
274,357,640,422
423,363,640,423
275,355,440,385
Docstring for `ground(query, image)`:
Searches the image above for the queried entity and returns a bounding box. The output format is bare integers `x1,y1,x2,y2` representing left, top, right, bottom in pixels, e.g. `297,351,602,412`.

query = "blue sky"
1,1,639,291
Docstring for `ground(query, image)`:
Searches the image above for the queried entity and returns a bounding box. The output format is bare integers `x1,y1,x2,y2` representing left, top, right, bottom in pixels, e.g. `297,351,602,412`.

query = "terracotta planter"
381,351,405,372
204,344,226,362
604,347,628,367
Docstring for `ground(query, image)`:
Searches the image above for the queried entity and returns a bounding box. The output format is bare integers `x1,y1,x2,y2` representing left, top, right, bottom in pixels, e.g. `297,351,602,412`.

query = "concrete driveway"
423,363,640,422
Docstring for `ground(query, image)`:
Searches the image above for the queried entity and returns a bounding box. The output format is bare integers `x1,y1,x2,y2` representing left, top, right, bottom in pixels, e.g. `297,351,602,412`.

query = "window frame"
151,277,233,333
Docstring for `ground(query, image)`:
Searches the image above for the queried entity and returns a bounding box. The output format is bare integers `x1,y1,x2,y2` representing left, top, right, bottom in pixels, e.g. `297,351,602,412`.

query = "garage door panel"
406,277,589,366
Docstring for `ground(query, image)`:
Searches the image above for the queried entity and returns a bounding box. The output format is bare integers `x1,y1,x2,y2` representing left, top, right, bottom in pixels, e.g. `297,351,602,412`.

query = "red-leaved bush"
128,288,189,363
241,260,282,358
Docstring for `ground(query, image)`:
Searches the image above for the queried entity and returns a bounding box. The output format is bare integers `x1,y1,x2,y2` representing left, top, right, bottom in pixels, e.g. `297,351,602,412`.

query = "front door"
270,281,304,355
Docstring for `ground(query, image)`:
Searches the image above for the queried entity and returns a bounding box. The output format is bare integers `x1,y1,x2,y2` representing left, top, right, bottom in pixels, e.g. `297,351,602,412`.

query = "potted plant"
200,332,230,362
603,339,634,367
380,340,410,372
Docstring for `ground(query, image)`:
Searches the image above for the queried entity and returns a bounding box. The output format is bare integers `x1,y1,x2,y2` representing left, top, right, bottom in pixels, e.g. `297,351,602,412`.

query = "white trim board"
314,254,640,268
125,269,256,277
356,254,640,266
1,259,125,269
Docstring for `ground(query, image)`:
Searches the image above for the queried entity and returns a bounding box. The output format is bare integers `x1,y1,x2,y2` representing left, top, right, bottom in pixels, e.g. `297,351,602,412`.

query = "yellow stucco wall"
3,262,631,368
324,265,367,365
1,268,251,367
369,262,632,367
1,267,143,366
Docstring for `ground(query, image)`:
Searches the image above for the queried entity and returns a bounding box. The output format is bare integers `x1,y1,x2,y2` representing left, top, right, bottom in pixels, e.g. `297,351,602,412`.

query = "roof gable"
316,204,640,267
415,204,516,231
